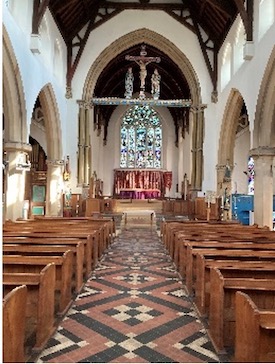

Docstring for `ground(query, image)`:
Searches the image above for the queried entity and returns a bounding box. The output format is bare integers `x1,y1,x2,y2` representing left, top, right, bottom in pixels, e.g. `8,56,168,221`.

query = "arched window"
221,43,232,90
120,105,162,169
234,20,245,74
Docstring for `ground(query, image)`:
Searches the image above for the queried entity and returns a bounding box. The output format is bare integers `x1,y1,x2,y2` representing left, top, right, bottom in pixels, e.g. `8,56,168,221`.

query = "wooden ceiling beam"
164,8,196,35
206,0,234,19
233,0,253,41
98,1,190,11
189,4,218,99
32,0,50,34
66,2,124,97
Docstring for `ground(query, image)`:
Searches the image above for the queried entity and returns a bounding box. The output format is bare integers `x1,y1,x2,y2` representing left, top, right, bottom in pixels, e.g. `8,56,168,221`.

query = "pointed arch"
2,26,27,143
38,84,63,160
82,28,202,105
253,46,275,147
218,88,244,167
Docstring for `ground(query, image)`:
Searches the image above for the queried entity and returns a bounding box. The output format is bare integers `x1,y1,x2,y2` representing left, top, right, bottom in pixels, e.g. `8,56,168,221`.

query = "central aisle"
37,227,221,363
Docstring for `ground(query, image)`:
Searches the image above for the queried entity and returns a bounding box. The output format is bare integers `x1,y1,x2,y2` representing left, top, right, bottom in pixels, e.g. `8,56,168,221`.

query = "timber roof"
42,0,249,139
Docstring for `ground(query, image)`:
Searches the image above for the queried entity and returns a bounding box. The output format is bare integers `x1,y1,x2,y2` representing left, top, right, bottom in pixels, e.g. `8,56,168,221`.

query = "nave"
35,226,221,363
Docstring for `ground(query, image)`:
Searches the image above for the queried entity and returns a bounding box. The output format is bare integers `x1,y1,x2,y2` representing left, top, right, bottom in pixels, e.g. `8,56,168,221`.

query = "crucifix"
125,44,161,99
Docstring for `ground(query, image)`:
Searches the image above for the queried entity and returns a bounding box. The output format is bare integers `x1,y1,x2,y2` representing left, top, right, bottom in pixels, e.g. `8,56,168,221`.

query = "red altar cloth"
119,188,161,199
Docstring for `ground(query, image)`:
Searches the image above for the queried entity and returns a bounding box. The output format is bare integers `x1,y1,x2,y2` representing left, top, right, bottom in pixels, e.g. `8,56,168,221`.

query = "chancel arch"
80,28,203,192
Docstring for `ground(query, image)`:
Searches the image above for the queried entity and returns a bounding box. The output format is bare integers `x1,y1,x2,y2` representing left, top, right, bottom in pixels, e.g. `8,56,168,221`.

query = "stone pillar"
84,108,92,186
191,110,197,189
191,105,206,192
45,159,64,217
250,147,275,230
4,141,32,221
78,103,86,185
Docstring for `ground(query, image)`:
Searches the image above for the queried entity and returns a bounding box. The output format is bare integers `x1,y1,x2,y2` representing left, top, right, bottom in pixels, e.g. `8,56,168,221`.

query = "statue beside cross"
125,44,161,99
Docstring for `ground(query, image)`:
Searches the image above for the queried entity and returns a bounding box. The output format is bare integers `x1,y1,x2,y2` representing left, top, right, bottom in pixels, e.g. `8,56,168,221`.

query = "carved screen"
120,105,162,168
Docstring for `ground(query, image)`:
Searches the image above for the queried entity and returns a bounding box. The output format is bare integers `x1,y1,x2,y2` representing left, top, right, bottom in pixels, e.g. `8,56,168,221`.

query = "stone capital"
250,146,275,159
46,159,64,167
191,104,207,113
77,99,91,109
4,141,32,153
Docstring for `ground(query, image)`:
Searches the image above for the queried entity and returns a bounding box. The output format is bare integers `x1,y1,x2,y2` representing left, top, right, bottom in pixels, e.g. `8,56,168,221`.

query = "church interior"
2,0,275,363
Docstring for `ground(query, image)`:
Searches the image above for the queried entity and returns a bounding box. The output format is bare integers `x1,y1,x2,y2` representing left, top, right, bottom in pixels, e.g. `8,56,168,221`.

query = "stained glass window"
247,156,255,195
120,105,162,168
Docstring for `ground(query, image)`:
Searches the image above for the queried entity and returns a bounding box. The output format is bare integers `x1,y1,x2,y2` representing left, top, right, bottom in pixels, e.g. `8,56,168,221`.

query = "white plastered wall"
3,4,68,154
70,10,214,196
216,5,275,195
4,4,275,199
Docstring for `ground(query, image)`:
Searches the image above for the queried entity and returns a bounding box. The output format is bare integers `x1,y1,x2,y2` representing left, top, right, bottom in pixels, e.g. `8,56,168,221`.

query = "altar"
114,168,172,199
119,188,161,199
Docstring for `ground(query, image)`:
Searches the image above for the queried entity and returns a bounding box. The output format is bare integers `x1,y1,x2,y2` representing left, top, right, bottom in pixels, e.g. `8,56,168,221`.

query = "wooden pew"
3,251,74,316
235,291,275,363
4,217,112,256
175,234,275,272
185,246,275,295
178,240,275,278
208,267,275,354
163,221,274,260
3,231,97,278
3,242,85,294
194,255,275,317
3,263,56,355
3,285,27,363
32,215,116,245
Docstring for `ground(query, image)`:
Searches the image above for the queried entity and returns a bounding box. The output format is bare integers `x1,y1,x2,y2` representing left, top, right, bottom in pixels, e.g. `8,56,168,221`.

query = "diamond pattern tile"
35,227,224,363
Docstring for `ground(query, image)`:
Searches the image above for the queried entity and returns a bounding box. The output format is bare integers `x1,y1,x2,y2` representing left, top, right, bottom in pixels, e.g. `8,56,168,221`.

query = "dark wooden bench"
3,231,97,278
3,284,27,363
175,235,275,272
3,263,56,356
177,240,275,279
163,221,274,261
194,255,275,317
235,291,275,363
185,246,275,294
31,216,116,245
3,241,85,293
208,267,275,354
4,217,112,257
3,251,74,316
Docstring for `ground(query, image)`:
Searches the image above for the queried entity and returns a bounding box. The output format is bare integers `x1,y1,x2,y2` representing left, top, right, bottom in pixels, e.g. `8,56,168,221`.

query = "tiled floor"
35,226,223,363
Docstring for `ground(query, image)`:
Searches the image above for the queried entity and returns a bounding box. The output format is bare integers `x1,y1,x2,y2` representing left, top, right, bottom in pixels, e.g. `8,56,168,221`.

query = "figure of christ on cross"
125,44,161,98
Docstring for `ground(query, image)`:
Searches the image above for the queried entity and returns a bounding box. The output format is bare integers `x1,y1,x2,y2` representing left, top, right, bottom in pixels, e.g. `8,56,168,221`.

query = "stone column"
191,110,197,189
250,147,275,230
45,159,64,217
4,141,32,221
84,107,92,186
191,105,206,192
77,102,86,185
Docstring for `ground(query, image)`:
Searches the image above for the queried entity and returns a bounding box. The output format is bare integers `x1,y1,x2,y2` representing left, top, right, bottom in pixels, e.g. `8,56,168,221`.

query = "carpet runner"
36,227,222,363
